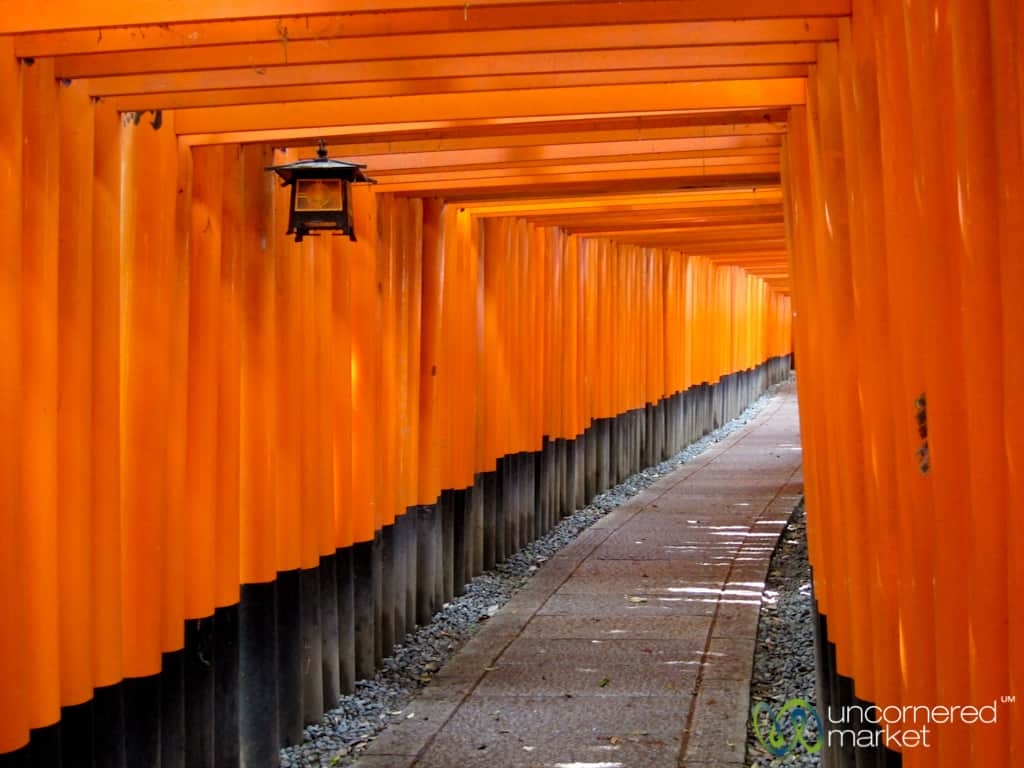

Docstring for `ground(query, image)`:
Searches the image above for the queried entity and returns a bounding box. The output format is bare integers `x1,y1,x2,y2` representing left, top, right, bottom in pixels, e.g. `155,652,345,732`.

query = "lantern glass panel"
294,178,344,212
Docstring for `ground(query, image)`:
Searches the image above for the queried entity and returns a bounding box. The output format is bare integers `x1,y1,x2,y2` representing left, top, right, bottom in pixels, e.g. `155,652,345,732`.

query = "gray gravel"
746,499,821,767
281,384,787,768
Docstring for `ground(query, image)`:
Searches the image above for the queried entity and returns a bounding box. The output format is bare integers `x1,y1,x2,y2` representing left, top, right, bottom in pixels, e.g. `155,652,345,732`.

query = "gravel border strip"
746,499,821,768
282,382,790,768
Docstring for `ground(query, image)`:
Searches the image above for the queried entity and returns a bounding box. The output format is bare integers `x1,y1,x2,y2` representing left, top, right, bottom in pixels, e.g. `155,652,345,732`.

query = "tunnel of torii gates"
0,1,1021,767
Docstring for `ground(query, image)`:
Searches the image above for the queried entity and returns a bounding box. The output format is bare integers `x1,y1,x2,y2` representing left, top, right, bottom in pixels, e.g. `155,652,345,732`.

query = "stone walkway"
354,383,802,768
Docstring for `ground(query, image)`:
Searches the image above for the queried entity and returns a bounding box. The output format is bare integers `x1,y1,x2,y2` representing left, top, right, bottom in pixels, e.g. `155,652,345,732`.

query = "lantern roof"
266,140,375,185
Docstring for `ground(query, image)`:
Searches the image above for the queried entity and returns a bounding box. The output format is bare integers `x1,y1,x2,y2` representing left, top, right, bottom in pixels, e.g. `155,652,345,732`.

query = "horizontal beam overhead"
181,109,790,148
459,186,784,214
15,0,850,55
5,0,745,34
103,65,811,112
84,43,818,99
173,79,806,135
373,163,781,195
289,135,783,174
54,19,838,78
369,151,780,184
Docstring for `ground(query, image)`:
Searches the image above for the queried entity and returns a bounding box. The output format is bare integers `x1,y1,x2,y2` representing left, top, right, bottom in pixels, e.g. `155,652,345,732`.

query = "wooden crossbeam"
14,1,850,55
54,20,838,79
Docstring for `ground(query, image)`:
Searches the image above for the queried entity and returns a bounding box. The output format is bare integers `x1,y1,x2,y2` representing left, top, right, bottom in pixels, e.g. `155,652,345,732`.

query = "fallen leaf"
598,677,611,687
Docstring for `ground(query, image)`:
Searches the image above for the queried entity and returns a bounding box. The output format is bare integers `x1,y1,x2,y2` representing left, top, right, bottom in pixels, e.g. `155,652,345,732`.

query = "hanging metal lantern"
266,140,375,243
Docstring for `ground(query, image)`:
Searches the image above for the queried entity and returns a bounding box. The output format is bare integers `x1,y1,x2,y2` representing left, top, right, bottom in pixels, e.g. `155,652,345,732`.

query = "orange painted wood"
330,223,354,549
312,237,336,555
181,109,789,148
270,149,304,571
374,162,782,195
903,2,972,760
104,65,810,112
989,0,1024,759
172,79,806,135
238,143,279,584
185,144,225,618
949,2,1009,763
56,78,96,705
348,183,381,540
215,144,243,607
0,38,30,755
376,195,399,525
813,40,875,692
17,1,850,57
0,0,850,35
90,102,125,687
163,119,191,654
20,58,63,725
55,20,836,79
119,104,178,675
871,0,938,729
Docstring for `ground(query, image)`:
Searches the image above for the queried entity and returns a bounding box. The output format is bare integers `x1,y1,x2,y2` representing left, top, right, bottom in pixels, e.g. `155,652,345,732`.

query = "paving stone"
682,679,750,764
496,637,706,667
521,614,714,641
702,635,757,681
473,658,698,698
537,591,720,618
360,698,461,757
413,694,686,768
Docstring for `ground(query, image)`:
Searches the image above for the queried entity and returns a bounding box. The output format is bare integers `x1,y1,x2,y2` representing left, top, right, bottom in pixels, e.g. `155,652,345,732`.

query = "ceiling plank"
8,0,748,35
181,109,790,146
84,43,818,97
373,162,781,195
285,135,783,174
173,79,806,135
55,19,838,78
16,1,851,56
104,65,810,111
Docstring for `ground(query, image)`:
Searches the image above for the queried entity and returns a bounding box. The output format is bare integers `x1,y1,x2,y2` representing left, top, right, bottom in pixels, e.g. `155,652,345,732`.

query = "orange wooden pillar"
182,142,225,766
902,3,973,763
0,38,29,758
329,210,356,694
55,76,95,715
19,57,61,752
119,103,180,765
54,77,99,764
809,41,874,702
375,194,399,647
783,104,837,672
90,102,126,761
347,181,381,679
185,144,224,625
948,4,1010,764
989,0,1024,760
237,141,281,767
834,11,901,714
870,5,939,755
215,146,242,618
418,198,447,508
